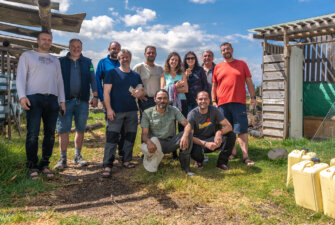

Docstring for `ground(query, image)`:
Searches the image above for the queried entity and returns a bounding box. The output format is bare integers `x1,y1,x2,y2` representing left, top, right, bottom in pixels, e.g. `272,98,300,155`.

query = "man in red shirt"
211,42,257,166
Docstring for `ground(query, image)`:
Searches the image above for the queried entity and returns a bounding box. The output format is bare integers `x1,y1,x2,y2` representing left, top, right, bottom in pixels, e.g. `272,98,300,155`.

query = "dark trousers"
25,94,59,169
191,131,236,166
159,132,193,172
103,111,138,167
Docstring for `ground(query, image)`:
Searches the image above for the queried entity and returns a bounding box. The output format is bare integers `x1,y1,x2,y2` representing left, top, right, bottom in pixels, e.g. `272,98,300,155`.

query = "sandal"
243,157,255,166
41,166,55,179
28,168,39,180
102,167,112,178
122,162,136,169
229,154,238,160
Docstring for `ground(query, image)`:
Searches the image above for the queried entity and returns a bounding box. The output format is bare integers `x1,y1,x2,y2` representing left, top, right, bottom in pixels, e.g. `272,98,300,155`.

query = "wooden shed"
0,0,86,138
249,13,335,139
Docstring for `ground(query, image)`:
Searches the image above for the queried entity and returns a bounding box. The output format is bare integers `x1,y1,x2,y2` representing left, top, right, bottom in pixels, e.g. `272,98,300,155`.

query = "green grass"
1,112,335,224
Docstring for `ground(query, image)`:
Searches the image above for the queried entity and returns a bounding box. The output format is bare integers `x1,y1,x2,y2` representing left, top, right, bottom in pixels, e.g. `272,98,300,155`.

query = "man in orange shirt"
211,42,257,166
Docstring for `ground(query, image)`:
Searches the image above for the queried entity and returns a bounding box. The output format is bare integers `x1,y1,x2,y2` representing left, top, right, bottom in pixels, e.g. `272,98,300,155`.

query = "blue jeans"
219,103,248,134
25,94,59,169
57,99,89,133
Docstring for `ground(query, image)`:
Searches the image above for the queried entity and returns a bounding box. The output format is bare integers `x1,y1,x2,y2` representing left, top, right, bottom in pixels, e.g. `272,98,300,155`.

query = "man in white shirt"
17,31,65,179
133,46,163,114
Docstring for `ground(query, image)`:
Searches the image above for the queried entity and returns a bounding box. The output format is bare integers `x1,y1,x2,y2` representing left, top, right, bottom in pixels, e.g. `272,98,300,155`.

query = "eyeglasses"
186,57,195,60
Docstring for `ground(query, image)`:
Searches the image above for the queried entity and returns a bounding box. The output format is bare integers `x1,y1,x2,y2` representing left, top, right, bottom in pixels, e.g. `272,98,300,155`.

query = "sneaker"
216,164,230,171
74,155,88,167
194,161,203,169
54,158,67,171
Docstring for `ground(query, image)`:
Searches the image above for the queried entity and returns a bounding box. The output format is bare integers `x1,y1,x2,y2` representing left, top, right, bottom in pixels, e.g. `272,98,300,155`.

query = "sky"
1,0,335,86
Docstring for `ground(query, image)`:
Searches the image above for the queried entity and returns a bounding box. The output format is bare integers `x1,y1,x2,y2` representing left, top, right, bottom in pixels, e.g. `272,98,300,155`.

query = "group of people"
16,31,257,179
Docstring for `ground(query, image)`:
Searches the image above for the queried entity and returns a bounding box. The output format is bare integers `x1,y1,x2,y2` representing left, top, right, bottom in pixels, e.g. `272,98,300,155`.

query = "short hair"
144,45,156,53
37,31,52,39
220,42,232,48
202,50,214,57
183,51,200,70
164,52,183,74
154,89,169,98
69,39,82,46
109,41,121,48
117,49,132,60
196,91,209,99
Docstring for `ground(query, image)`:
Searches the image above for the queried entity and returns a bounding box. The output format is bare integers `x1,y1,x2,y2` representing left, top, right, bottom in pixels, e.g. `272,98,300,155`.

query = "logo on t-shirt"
199,118,212,129
38,56,53,65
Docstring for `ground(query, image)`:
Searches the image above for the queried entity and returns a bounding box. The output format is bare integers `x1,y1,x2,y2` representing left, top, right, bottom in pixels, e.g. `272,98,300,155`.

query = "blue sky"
2,0,335,85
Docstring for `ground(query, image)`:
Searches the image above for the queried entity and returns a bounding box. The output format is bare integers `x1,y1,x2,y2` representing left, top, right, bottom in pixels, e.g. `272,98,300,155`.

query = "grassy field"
1,111,335,224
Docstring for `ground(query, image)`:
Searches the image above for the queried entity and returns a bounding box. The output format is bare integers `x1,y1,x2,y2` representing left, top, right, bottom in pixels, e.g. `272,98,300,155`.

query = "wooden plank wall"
262,43,285,139
304,35,335,83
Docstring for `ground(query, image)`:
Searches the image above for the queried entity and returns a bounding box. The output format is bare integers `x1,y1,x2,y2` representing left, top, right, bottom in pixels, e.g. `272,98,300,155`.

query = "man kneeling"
188,91,236,170
141,89,194,176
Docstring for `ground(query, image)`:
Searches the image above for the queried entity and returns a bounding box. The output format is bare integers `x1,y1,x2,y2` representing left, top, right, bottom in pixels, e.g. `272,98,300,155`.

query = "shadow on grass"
18,156,179,214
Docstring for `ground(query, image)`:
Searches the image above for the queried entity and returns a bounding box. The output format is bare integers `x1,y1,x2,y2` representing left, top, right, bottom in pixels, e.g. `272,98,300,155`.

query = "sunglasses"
186,57,195,60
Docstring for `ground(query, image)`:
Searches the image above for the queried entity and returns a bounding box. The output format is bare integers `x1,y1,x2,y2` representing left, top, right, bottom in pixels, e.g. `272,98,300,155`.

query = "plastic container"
320,166,335,219
286,148,317,186
330,158,335,167
292,159,329,212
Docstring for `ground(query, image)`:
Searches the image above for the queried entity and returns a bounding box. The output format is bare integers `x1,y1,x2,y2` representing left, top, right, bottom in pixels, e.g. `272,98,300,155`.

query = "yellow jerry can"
286,148,317,186
330,158,335,167
292,159,329,212
320,166,335,219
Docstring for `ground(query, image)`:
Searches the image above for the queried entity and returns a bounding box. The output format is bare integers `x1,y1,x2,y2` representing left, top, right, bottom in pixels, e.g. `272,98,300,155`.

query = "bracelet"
203,141,207,147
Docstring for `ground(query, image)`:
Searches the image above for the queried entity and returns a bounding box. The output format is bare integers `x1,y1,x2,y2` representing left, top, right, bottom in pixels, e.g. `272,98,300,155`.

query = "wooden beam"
4,0,59,10
0,34,67,54
283,28,289,139
0,22,40,38
38,0,51,33
0,3,86,33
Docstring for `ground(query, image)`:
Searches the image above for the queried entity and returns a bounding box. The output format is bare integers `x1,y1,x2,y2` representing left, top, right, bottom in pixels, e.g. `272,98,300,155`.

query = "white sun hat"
140,137,164,172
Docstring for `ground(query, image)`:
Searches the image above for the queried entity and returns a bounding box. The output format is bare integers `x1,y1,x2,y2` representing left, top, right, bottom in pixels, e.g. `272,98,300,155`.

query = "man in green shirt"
141,89,194,176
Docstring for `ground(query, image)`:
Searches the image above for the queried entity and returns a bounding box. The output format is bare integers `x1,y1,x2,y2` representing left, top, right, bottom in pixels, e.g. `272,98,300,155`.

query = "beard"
223,52,232,60
157,102,167,109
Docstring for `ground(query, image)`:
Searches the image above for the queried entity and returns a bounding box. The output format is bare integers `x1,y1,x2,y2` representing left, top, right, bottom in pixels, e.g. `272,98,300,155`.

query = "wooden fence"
304,35,335,83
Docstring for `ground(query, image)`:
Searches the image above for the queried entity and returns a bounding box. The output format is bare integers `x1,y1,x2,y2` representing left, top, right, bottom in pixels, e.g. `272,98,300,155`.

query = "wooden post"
38,0,52,33
283,28,290,139
6,51,11,139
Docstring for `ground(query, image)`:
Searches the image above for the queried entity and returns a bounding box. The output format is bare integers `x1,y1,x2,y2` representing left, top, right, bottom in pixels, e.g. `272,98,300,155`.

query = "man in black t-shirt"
187,91,236,170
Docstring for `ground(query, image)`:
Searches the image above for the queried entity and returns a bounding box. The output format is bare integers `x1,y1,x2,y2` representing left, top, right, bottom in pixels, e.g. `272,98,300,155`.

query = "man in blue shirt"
95,41,125,159
102,49,145,178
54,39,98,171
95,41,121,102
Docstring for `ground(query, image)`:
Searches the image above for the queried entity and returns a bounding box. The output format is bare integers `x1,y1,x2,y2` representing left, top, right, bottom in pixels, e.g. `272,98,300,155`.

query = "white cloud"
223,33,255,43
124,8,156,27
189,0,215,4
247,62,262,85
54,0,70,13
79,15,115,40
